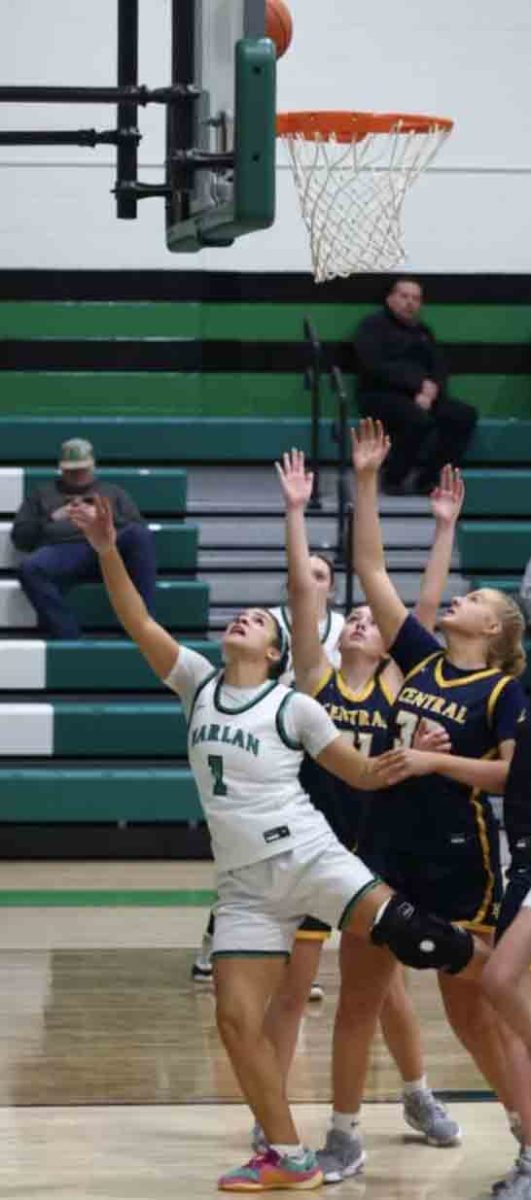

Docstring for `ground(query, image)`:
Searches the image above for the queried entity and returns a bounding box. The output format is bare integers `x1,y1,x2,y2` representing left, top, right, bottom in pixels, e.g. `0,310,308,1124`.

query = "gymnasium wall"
2,271,531,419
1,0,531,272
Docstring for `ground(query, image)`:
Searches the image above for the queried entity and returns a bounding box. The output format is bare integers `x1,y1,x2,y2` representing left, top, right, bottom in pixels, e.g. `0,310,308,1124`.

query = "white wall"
1,0,530,272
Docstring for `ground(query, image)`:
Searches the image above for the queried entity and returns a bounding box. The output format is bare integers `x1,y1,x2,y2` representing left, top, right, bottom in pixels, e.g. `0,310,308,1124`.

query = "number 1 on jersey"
208,754,228,796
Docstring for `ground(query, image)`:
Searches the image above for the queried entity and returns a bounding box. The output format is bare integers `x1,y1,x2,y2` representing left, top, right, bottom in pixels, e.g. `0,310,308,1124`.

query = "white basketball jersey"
271,605,345,685
188,671,330,871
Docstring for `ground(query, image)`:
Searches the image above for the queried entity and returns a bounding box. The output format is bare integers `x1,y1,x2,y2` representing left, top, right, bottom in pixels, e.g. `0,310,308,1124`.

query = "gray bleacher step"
199,547,458,574
197,515,440,551
187,464,430,514
202,569,467,607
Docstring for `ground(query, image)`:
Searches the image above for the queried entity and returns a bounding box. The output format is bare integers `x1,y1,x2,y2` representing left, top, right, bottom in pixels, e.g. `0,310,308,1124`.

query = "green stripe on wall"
0,889,215,906
1,371,530,417
2,301,531,343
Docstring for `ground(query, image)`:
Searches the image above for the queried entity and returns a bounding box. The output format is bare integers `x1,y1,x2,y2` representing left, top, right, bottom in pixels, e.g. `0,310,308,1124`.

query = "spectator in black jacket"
11,437,156,638
354,278,477,494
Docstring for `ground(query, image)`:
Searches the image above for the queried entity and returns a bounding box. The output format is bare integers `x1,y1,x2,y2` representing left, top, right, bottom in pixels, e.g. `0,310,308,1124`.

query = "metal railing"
302,317,323,510
302,317,356,612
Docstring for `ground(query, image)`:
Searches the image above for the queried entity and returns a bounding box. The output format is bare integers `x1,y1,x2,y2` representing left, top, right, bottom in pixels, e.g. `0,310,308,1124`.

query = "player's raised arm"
276,449,329,693
351,418,409,649
70,494,179,681
414,464,465,632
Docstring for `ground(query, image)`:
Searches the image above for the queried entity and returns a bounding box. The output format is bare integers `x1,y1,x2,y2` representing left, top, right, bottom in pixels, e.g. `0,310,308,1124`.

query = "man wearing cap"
11,438,156,639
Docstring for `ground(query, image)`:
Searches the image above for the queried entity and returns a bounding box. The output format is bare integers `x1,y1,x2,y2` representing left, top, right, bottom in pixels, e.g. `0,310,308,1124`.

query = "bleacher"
0,439,222,856
1,272,530,855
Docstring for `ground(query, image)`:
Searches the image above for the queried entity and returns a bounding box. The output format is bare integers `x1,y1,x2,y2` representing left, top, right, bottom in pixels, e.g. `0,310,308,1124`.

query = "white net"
279,118,452,282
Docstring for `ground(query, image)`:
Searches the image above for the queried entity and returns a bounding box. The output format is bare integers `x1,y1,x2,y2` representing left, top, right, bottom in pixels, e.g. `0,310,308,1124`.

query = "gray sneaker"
316,1128,366,1183
403,1090,461,1146
492,1155,531,1197
494,1155,531,1200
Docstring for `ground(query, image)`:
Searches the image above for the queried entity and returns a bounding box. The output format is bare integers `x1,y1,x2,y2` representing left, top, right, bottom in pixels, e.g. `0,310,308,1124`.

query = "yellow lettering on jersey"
441,701,467,724
398,687,468,725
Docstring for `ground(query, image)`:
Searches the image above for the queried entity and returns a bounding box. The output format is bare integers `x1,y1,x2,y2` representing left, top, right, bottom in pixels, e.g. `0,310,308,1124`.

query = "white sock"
332,1110,361,1136
271,1143,305,1161
402,1076,428,1096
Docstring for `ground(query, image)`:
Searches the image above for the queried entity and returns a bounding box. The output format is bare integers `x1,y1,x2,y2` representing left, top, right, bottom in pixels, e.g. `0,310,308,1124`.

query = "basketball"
266,0,293,59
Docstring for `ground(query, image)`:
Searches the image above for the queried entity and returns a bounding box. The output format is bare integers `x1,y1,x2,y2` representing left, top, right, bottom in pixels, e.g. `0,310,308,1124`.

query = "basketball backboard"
165,0,276,251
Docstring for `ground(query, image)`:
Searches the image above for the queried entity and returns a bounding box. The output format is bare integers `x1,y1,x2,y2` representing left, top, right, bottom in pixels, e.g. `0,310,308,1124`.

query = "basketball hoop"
276,111,453,282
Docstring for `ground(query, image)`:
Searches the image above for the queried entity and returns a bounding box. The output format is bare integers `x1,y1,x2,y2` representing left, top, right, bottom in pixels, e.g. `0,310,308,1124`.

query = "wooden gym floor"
0,861,517,1199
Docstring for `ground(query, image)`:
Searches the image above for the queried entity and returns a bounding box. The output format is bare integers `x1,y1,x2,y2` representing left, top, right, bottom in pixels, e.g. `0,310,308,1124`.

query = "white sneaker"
191,932,213,980
308,981,324,1002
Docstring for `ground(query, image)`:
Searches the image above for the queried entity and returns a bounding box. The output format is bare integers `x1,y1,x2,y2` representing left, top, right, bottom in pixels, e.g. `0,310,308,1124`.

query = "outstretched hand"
351,418,391,475
68,493,116,554
275,448,314,510
430,464,465,526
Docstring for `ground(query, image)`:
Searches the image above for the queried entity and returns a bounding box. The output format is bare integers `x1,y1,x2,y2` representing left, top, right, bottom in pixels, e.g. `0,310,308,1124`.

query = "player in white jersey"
192,551,343,988
72,495,490,1195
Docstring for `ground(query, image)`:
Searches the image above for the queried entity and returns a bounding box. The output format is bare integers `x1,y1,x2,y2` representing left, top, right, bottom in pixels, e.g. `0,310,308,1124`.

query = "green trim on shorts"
339,877,382,931
212,949,290,959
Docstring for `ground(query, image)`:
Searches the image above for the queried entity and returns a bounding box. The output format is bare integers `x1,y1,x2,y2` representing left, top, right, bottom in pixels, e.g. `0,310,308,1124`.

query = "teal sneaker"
218,1147,323,1191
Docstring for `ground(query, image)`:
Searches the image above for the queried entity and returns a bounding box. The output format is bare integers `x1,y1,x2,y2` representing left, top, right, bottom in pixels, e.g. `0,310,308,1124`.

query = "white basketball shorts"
212,830,379,956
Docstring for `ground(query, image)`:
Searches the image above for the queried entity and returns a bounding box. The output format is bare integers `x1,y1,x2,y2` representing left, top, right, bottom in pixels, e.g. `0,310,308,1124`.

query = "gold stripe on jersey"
379,669,396,707
487,675,512,727
336,671,376,703
467,747,498,927
311,664,334,699
434,658,500,690
401,650,440,687
456,919,496,934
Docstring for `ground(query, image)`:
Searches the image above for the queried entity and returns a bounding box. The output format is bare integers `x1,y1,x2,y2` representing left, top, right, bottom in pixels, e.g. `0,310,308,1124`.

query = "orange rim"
276,110,454,143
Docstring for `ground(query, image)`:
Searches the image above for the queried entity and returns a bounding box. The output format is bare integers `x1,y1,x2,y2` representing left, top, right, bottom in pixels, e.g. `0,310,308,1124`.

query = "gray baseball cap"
59,438,95,470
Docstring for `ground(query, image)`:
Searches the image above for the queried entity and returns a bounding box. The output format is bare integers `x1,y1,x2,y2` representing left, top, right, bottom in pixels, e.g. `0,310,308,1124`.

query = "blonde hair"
482,590,527,677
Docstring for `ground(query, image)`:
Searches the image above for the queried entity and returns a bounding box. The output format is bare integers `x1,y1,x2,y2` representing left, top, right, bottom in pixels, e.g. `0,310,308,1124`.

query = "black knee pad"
370,893,474,975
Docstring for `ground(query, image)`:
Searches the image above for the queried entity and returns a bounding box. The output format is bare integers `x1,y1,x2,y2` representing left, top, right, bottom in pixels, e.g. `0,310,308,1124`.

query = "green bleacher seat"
0,767,201,821
47,639,220,689
23,468,188,514
71,580,209,630
463,470,531,516
458,523,531,571
0,701,188,757
468,577,520,594
0,415,529,465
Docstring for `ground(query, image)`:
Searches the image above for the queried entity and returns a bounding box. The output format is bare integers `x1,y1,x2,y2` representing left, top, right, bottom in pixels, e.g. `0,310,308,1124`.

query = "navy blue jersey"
362,614,527,857
502,715,531,863
299,661,393,850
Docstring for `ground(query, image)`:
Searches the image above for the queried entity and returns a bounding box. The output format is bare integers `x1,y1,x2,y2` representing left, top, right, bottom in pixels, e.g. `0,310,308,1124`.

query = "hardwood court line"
0,888,216,906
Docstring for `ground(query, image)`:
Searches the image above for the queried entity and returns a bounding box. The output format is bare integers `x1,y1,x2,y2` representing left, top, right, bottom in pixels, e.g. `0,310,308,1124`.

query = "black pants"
358,390,477,487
